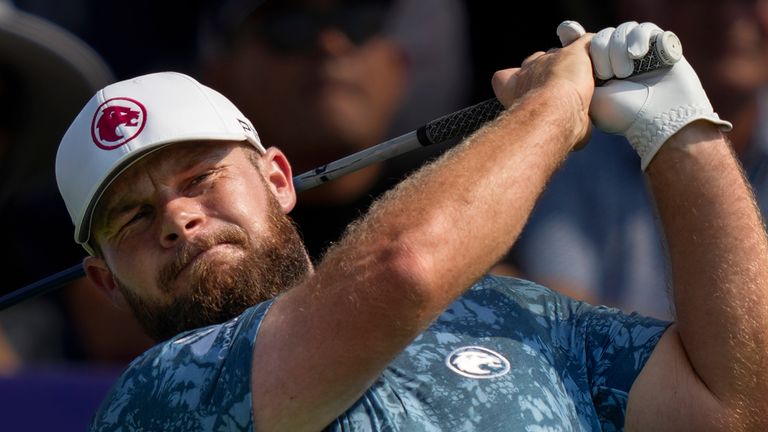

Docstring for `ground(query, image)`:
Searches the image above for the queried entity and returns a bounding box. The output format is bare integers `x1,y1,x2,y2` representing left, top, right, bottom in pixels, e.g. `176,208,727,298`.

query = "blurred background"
2,0,764,430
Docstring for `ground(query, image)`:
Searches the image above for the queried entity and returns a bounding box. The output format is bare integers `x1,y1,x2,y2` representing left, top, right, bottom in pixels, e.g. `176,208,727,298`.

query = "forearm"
252,83,586,431
334,83,585,315
646,121,768,422
309,84,582,350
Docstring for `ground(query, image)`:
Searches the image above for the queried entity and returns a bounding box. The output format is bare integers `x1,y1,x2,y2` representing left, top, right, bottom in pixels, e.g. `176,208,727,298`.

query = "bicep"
625,325,728,431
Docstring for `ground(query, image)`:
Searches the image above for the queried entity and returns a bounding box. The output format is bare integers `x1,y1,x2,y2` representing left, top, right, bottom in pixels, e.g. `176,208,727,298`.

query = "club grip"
417,31,682,147
416,98,505,146
633,30,682,74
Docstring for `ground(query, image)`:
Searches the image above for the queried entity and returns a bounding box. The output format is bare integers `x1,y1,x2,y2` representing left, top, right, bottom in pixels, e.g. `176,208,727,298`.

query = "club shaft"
292,30,683,192
294,98,505,191
0,264,85,310
294,132,421,192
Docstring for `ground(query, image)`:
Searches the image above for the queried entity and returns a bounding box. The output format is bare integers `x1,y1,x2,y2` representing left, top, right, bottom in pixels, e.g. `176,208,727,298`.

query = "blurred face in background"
206,0,408,172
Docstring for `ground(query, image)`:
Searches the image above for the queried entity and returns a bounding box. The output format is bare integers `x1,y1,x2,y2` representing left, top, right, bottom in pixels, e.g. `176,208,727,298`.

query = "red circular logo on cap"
91,97,147,150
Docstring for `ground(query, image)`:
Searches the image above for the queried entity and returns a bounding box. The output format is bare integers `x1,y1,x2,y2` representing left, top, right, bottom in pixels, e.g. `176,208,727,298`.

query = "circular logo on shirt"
446,346,510,379
91,97,147,149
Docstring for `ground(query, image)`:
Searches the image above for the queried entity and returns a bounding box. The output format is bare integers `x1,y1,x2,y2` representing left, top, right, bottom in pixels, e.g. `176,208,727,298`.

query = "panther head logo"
91,98,147,149
446,346,510,379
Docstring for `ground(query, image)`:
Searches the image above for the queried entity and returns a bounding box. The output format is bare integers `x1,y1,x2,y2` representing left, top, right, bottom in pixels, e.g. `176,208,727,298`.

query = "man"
199,0,471,261
56,20,767,431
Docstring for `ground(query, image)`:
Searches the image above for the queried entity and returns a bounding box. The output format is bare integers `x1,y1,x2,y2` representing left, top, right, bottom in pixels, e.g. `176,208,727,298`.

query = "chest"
327,303,599,432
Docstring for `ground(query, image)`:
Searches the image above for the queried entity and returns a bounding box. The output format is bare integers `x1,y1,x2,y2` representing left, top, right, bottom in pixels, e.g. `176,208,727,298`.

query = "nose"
159,197,206,248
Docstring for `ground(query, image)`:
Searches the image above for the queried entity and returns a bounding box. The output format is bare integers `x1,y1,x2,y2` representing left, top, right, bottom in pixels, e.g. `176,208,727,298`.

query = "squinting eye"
191,174,208,185
190,171,214,187
126,207,152,227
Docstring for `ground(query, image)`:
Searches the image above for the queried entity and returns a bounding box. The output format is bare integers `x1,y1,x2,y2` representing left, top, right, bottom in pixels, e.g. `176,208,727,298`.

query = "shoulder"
469,274,583,317
470,274,670,335
90,301,273,431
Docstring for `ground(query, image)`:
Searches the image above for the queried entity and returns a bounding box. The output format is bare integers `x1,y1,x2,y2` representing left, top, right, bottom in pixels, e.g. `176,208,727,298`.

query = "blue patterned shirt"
90,275,670,431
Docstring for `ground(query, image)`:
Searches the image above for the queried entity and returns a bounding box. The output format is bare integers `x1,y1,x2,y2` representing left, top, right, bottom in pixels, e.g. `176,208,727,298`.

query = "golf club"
0,31,682,311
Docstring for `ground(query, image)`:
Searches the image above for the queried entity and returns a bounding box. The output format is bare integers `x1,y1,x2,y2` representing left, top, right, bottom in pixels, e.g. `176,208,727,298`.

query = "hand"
491,32,595,147
492,37,594,108
588,21,732,170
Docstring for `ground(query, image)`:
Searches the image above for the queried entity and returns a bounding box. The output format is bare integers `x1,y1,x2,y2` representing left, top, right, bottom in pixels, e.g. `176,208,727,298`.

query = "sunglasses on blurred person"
236,0,393,54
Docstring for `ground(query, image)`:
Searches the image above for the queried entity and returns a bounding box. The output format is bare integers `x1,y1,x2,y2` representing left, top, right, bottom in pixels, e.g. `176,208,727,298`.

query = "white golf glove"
588,21,732,170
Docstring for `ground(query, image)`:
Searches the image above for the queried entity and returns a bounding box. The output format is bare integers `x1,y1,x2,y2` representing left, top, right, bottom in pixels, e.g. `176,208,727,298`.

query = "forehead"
118,140,234,184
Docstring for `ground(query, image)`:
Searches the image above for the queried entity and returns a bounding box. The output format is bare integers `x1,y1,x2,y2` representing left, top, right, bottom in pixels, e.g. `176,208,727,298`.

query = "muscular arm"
626,122,768,430
250,40,594,431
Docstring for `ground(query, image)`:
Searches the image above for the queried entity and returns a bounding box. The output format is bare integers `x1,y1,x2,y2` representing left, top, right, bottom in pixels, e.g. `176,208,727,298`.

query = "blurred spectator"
508,0,768,320
0,0,152,371
198,0,471,261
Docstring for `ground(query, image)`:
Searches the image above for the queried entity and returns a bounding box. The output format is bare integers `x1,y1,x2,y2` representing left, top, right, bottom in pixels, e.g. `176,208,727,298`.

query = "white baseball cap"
55,71,266,252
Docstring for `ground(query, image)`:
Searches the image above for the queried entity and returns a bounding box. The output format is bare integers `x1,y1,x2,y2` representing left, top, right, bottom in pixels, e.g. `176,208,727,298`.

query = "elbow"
366,237,444,327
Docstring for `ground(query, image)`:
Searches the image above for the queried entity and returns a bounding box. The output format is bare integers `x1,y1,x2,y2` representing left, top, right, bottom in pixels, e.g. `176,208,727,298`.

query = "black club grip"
416,98,505,146
415,31,682,148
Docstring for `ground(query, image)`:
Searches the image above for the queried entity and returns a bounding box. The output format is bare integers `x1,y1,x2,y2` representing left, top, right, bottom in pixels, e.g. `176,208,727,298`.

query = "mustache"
157,225,249,291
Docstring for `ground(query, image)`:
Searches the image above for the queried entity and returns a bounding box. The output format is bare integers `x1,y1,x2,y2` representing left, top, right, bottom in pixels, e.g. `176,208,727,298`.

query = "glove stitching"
627,103,715,168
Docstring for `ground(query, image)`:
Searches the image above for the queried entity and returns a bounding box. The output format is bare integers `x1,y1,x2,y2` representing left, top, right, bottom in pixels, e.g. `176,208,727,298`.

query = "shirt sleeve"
90,301,273,432
484,275,672,430
578,301,672,430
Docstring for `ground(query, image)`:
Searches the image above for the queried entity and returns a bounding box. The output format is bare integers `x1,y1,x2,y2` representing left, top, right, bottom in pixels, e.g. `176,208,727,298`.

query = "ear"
83,256,127,309
260,147,297,213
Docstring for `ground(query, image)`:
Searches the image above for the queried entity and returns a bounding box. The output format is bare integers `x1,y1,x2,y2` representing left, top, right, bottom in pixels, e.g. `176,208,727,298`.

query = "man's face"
88,141,310,341
207,0,407,171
